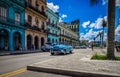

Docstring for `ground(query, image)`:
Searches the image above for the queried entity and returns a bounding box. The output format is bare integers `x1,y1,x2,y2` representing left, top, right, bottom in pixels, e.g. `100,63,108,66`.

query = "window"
28,15,32,24
35,17,39,26
35,0,39,10
15,12,20,25
0,6,7,21
41,22,45,30
41,6,44,12
28,0,32,5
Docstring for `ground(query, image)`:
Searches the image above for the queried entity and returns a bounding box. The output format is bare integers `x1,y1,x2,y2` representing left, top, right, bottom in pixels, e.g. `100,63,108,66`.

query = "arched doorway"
13,32,21,50
34,36,39,49
27,35,32,50
0,29,9,51
41,37,44,46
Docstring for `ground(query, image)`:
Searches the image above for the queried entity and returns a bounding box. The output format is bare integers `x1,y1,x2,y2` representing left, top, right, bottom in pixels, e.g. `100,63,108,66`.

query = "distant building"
46,7,60,44
58,21,80,46
25,0,47,50
0,0,25,51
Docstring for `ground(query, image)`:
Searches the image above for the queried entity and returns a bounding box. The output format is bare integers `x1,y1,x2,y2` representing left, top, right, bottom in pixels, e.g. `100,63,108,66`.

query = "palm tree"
102,19,107,48
90,0,115,60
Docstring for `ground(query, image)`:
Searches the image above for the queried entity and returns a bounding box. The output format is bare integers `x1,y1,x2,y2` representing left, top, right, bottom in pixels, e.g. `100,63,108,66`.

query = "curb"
0,50,43,56
27,66,120,77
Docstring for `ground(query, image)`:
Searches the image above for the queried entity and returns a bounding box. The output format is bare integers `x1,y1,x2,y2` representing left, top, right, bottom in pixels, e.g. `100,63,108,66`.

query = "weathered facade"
46,7,60,44
0,0,25,51
25,0,47,50
58,22,80,46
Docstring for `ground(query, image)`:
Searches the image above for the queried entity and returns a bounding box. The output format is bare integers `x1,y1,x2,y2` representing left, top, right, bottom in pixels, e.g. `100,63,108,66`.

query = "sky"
47,0,120,42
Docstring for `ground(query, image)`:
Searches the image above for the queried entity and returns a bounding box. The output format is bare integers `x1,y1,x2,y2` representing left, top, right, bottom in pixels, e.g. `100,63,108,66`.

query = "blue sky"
47,0,120,41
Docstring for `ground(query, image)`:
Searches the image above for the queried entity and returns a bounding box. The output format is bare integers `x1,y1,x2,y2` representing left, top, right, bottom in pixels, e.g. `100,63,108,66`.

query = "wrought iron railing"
0,15,24,26
25,1,47,17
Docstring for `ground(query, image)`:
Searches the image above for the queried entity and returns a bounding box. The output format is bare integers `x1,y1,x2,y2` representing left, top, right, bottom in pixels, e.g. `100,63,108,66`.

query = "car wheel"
63,49,66,55
70,51,72,54
51,52,54,55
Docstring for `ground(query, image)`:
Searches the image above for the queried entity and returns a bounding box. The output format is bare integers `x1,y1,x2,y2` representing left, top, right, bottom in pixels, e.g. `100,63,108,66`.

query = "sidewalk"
27,49,120,77
0,50,42,56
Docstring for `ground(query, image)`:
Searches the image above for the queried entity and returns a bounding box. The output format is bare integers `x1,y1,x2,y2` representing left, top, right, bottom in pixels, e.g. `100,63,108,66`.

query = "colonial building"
0,0,25,51
25,0,47,50
58,22,79,46
46,7,60,44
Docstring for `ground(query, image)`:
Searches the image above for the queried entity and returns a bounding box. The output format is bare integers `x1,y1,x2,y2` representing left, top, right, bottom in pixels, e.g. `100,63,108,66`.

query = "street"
0,49,92,77
0,52,56,74
0,49,120,77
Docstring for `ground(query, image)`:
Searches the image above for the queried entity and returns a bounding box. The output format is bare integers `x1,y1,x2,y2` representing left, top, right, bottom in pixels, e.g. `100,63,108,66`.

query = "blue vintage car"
41,43,54,52
50,44,72,55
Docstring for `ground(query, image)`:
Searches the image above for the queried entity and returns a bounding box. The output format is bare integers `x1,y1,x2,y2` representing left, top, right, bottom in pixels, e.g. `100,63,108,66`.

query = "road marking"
0,68,27,77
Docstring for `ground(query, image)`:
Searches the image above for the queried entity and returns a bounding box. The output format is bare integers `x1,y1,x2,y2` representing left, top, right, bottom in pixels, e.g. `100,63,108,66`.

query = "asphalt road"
0,52,56,74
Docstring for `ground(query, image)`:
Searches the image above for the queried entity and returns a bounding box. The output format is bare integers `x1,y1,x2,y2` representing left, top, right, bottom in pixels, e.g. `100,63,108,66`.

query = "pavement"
0,50,42,56
27,49,120,77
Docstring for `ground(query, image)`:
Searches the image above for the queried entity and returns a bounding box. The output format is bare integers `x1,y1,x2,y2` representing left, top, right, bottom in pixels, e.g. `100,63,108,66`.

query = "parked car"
41,43,54,52
74,46,81,49
50,44,72,55
67,45,73,52
80,45,87,49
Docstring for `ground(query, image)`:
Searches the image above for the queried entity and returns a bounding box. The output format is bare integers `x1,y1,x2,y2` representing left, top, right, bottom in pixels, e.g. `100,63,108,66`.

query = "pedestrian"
91,43,94,51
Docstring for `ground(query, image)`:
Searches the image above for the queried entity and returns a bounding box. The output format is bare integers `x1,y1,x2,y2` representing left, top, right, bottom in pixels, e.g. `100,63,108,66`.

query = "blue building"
46,7,60,44
0,0,25,51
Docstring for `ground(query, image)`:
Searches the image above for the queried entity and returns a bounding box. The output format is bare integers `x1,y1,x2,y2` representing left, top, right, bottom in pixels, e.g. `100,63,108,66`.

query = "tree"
90,0,115,60
102,19,107,48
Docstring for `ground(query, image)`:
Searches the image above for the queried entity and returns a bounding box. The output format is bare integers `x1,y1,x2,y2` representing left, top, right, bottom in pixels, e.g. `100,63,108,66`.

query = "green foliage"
91,53,107,60
91,53,120,61
115,56,120,60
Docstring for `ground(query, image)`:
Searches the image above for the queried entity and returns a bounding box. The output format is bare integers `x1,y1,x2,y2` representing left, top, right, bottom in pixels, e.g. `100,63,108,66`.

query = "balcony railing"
25,2,47,18
47,31,59,36
25,22,47,33
0,15,24,27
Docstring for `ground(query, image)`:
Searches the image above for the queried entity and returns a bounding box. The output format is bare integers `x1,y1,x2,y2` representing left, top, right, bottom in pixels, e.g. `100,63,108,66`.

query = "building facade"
25,0,47,50
0,0,25,51
46,7,60,44
58,22,79,46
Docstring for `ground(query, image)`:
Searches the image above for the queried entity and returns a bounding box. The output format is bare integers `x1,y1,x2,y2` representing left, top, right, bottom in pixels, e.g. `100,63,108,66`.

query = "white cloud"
80,29,100,41
61,14,67,18
89,16,107,29
47,2,59,12
59,17,63,22
115,25,120,36
82,21,90,28
102,0,107,5
95,18,103,29
59,14,68,22
89,23,95,28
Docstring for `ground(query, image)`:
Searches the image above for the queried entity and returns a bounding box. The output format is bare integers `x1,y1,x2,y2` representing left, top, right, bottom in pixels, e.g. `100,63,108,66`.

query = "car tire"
51,52,54,55
63,49,66,55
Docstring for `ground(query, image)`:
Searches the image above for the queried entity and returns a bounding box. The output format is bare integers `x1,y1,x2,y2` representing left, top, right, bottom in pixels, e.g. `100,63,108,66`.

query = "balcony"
25,22,47,33
0,15,24,27
47,31,59,36
25,2,47,18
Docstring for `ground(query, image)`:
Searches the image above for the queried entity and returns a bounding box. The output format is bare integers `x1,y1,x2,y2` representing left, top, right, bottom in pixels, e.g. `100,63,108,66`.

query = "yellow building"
25,0,47,50
58,22,79,46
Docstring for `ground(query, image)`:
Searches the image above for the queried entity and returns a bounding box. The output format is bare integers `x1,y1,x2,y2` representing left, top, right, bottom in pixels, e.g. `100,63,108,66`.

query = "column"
9,31,13,51
21,33,25,51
